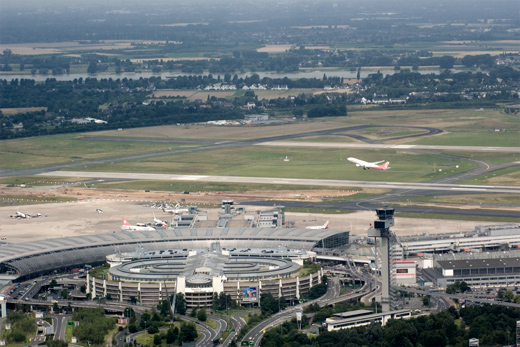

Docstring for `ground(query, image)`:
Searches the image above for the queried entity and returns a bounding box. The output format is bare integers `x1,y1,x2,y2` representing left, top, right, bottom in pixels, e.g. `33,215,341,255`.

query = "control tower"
368,207,395,312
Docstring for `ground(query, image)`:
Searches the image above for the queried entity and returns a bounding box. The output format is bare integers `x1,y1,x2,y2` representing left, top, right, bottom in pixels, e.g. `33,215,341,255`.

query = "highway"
241,275,376,347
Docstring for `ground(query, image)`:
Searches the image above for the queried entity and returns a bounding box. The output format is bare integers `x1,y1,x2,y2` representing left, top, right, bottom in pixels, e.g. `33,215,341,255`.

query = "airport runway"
257,141,520,153
43,170,520,195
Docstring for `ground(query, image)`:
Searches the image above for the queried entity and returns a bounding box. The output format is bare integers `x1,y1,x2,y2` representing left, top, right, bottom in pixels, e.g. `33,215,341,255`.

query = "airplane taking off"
347,157,390,170
153,213,168,227
163,203,189,214
306,221,329,230
10,210,41,219
121,217,156,231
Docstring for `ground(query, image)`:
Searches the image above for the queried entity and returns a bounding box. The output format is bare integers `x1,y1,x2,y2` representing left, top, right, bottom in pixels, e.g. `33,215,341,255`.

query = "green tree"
87,62,98,74
175,293,187,315
45,340,68,347
190,307,198,318
140,311,151,329
179,322,198,343
147,323,159,334
383,319,418,347
504,290,514,302
260,292,278,315
153,334,161,345
422,295,430,307
72,307,116,345
439,56,455,69
307,283,328,300
197,308,207,322
166,326,179,344
157,299,171,318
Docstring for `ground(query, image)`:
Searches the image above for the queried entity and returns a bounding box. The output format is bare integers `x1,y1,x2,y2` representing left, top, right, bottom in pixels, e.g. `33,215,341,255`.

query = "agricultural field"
256,44,293,53
0,107,47,115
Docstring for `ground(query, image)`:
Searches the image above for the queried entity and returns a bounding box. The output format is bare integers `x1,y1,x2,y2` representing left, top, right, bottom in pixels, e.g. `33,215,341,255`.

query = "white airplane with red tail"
121,217,155,231
306,221,329,230
347,157,390,170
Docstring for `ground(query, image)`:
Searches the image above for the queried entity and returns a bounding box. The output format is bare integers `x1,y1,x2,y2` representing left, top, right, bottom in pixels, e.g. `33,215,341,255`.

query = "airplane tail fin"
122,217,130,226
379,161,390,170
324,221,329,229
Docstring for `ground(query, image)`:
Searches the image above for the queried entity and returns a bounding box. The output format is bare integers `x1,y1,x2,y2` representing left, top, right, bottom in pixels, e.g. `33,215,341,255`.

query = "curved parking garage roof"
109,252,302,282
0,226,348,278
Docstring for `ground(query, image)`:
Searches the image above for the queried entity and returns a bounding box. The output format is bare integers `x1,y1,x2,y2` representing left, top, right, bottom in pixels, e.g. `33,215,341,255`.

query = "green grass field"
62,146,479,183
457,166,520,186
414,132,520,147
92,179,361,192
0,175,91,185
394,193,520,206
0,134,198,169
397,212,520,223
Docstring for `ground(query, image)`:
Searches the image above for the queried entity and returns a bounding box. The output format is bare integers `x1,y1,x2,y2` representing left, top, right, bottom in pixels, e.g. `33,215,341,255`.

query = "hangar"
423,250,520,289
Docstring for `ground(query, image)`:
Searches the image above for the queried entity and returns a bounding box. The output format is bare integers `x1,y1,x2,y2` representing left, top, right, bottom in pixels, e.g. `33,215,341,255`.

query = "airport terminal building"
0,218,349,306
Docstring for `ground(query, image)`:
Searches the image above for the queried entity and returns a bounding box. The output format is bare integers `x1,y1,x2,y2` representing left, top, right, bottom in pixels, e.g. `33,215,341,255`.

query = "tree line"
260,304,520,347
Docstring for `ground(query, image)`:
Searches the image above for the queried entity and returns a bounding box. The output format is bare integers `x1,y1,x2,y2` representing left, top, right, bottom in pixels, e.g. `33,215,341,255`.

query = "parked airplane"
121,217,156,231
153,213,168,227
347,157,390,170
163,203,189,214
306,221,329,230
10,210,41,219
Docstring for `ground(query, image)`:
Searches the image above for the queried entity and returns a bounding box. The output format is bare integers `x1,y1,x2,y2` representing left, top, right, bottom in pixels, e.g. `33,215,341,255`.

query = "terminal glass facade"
315,232,350,249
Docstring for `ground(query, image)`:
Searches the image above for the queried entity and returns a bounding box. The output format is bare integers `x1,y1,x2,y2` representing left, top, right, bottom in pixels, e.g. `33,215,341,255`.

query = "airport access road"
241,276,371,347
399,287,520,309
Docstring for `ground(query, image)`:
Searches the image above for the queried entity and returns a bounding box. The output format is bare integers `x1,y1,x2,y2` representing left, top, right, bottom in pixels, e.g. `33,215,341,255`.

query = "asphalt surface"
42,170,520,219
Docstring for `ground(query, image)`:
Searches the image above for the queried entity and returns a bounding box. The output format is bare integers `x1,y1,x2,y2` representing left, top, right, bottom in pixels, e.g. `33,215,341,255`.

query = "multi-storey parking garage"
90,243,321,307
